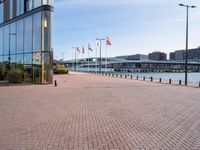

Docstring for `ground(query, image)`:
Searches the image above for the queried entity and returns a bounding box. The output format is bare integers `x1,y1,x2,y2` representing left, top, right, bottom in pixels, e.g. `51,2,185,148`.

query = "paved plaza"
0,72,200,150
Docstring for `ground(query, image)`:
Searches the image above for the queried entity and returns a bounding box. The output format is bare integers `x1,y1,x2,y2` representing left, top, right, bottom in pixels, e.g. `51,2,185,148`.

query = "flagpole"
82,52,83,72
105,44,107,73
88,48,89,72
96,46,97,73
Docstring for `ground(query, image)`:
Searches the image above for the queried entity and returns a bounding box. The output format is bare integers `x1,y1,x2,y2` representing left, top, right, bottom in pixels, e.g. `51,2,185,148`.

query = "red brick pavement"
0,72,200,150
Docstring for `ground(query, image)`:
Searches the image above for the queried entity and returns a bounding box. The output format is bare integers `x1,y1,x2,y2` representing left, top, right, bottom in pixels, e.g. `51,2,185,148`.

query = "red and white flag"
88,44,93,51
106,36,112,46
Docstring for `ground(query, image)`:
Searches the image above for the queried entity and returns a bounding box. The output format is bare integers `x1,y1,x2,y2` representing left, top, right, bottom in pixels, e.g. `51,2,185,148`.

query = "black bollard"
199,82,200,87
179,80,182,85
54,80,57,87
151,77,153,82
159,78,162,83
120,74,122,78
169,79,172,84
137,76,139,80
125,75,127,79
131,75,133,79
143,77,145,81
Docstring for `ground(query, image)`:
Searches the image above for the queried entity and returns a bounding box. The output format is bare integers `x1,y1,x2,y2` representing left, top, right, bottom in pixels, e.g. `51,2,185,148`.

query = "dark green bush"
8,68,23,83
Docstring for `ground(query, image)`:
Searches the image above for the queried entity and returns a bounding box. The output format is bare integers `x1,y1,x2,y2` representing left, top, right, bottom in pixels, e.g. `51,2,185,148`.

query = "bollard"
120,74,122,78
131,75,133,79
112,74,114,77
159,78,162,83
143,77,145,81
137,76,139,80
150,77,153,82
125,75,127,79
199,82,200,87
54,80,57,87
179,80,182,85
169,79,172,84
116,74,118,77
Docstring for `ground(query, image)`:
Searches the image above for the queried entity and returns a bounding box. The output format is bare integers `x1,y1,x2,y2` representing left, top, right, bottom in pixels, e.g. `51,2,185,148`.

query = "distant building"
115,55,128,60
188,48,200,60
127,54,148,60
148,52,167,61
170,48,200,61
115,54,148,60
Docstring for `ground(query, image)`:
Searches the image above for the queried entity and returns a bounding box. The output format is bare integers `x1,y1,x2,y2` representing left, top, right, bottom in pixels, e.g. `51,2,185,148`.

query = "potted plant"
8,68,23,83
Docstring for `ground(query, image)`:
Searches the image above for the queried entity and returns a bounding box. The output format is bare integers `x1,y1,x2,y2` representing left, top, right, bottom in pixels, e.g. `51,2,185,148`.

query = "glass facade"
0,0,53,84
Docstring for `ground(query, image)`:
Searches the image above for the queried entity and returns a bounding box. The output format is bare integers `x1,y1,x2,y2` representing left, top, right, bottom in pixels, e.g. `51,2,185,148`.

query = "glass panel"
10,55,16,71
16,19,24,54
10,0,13,19
24,53,32,82
3,25,9,55
33,52,41,83
33,12,41,52
10,22,16,54
16,0,23,16
24,16,33,53
42,0,47,5
0,56,4,80
42,11,52,52
0,27,3,55
33,0,41,8
42,52,52,84
0,3,3,23
16,54,24,78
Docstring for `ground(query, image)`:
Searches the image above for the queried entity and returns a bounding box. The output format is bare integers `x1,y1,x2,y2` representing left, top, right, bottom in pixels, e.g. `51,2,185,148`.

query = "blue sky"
54,0,200,60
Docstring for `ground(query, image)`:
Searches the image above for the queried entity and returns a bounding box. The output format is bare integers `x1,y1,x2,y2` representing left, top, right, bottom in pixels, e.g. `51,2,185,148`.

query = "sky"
53,0,200,60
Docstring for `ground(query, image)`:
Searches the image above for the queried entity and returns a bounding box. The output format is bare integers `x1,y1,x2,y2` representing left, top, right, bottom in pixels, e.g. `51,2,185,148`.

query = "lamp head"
191,6,196,8
179,3,184,6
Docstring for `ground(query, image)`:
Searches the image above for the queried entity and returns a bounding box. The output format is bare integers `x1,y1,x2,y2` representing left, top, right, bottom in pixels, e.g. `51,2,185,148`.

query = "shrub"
54,65,69,74
8,68,23,83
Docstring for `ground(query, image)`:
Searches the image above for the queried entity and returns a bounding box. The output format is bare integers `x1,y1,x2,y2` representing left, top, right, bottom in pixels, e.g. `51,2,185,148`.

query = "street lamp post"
8,33,16,70
96,38,105,73
179,3,196,85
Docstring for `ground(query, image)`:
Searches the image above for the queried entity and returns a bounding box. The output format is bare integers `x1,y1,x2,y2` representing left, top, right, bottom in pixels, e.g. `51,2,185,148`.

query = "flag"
88,44,93,51
106,36,112,46
76,47,80,53
82,46,85,54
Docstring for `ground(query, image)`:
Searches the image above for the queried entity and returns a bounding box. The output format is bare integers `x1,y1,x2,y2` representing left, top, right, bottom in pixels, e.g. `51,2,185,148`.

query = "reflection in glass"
0,3,3,23
24,54,32,82
16,20,24,54
0,28,3,55
3,25,9,55
33,12,41,52
10,22,16,54
24,16,33,53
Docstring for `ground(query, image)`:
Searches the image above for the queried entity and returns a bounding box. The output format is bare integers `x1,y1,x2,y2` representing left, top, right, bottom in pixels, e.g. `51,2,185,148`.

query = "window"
10,0,13,19
0,27,3,55
0,3,3,23
16,0,24,16
16,19,24,54
34,0,42,8
10,22,16,54
24,16,33,53
3,25,9,55
33,12,41,52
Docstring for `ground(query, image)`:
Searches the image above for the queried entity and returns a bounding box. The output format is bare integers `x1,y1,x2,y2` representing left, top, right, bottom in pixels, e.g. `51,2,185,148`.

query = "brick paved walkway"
0,72,200,150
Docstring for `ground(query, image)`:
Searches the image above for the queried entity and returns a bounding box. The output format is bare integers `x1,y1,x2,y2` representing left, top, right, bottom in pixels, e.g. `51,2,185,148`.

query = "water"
73,67,200,83
119,72,200,83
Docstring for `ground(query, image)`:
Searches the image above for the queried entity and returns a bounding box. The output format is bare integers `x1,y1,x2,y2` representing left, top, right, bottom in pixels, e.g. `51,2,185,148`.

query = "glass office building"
0,0,53,84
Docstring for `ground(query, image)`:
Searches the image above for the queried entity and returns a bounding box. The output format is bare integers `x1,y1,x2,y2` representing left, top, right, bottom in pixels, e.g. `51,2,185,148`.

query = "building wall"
148,52,167,61
0,0,54,84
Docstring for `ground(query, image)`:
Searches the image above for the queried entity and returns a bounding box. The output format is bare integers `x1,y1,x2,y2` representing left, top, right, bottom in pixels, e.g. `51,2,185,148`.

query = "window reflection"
0,28,3,55
24,16,33,53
